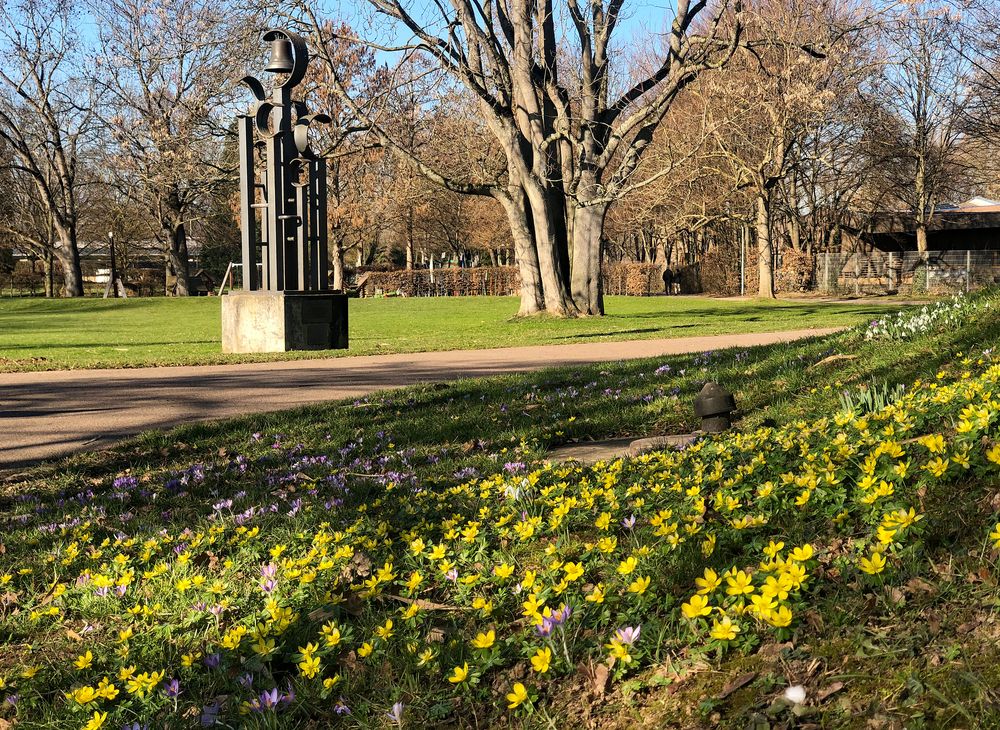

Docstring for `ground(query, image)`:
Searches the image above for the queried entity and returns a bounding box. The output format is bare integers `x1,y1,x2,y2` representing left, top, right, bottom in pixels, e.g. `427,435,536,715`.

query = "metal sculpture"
238,28,330,292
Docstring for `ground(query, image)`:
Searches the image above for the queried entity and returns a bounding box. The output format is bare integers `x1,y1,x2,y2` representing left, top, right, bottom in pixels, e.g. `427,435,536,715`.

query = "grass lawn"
0,295,901,372
2,291,999,728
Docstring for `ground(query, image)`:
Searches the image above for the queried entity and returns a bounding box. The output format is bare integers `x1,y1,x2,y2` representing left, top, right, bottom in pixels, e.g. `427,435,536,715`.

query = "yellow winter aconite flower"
695,568,721,595
563,562,584,582
987,443,1000,465
82,711,108,730
506,682,529,709
357,642,374,658
710,615,740,641
990,522,1000,548
789,544,814,562
74,651,93,671
448,663,469,683
763,540,784,559
617,556,638,575
530,647,552,674
766,605,793,627
67,685,98,705
859,552,886,575
298,655,321,679
471,630,495,649
627,575,651,595
725,570,754,596
681,593,712,619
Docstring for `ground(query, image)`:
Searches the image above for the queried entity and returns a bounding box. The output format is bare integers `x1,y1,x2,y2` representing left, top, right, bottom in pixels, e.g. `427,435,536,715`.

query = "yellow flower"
763,540,785,559
493,563,515,579
725,570,754,596
448,663,469,683
506,682,529,709
322,623,342,647
918,433,945,453
67,685,98,705
585,583,605,603
471,630,496,650
681,593,712,619
987,443,1000,465
990,522,1000,549
710,615,740,641
695,568,721,594
174,578,192,593
298,655,321,679
531,646,552,674
563,562,584,582
789,544,814,562
82,711,108,730
627,575,651,595
74,651,94,671
766,605,793,627
859,552,886,575
358,642,374,658
375,619,394,640
617,557,638,575
96,677,118,700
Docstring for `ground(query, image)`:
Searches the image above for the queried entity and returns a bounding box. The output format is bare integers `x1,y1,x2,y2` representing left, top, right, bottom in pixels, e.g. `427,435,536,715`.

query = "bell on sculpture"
264,38,294,73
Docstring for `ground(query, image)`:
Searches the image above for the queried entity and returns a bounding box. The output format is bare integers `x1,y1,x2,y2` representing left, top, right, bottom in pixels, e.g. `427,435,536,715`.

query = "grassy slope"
0,295,897,372
1,296,997,729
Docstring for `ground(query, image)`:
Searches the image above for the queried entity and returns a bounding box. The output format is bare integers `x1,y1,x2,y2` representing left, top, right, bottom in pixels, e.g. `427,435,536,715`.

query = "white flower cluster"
863,293,989,341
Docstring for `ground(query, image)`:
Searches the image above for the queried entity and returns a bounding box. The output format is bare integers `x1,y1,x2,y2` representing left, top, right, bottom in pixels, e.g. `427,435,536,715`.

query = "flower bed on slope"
2,345,1000,728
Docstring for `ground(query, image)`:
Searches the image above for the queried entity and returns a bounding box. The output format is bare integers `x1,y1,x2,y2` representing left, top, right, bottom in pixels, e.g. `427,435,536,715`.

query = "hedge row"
357,259,811,298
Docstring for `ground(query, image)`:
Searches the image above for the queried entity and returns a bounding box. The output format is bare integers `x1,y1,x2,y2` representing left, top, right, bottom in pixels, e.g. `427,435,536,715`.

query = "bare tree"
869,0,975,255
90,0,256,295
0,0,94,296
294,0,739,316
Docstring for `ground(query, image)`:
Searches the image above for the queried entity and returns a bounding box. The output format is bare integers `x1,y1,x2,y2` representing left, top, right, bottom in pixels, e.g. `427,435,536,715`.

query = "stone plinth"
222,291,348,353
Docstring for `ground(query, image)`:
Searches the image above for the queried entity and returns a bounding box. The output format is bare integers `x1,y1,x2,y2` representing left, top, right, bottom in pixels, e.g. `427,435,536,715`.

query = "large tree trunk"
405,206,414,270
916,223,928,255
331,238,345,291
164,222,191,296
499,191,544,315
42,250,53,298
756,193,776,299
524,183,576,316
54,224,83,297
570,203,607,315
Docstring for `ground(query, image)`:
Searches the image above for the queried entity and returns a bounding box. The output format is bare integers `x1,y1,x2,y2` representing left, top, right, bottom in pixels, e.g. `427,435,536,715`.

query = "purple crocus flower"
614,625,641,645
259,688,282,709
163,678,181,698
387,701,404,725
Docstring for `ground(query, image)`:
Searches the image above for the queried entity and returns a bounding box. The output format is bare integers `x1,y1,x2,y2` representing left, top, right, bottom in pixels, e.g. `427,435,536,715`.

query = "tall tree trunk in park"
756,193,776,299
405,205,414,270
162,213,191,297
41,249,54,298
571,203,608,315
331,238,345,291
498,189,545,315
54,223,84,297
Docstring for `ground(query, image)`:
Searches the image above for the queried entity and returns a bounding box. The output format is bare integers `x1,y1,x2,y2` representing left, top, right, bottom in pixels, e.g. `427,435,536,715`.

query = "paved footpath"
0,328,840,469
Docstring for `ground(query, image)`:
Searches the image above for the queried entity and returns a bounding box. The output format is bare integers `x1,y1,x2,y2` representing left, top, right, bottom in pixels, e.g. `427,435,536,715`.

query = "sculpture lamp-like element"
238,28,331,292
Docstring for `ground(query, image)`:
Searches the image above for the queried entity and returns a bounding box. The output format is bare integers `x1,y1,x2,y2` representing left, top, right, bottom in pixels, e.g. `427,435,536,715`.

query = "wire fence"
814,250,1000,296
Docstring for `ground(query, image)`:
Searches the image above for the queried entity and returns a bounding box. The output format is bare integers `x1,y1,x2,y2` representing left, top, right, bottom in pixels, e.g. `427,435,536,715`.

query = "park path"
0,327,840,469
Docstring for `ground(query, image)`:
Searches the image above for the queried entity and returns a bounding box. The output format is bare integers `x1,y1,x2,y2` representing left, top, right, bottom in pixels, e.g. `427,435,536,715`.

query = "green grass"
1,292,997,728
0,295,900,372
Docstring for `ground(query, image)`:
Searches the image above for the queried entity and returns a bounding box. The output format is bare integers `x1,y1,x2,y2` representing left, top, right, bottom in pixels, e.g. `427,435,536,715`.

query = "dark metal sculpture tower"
238,28,331,292
222,28,346,354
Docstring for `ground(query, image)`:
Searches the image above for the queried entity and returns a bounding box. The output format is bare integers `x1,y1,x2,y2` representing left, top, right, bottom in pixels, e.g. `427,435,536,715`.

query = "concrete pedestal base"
222,291,348,353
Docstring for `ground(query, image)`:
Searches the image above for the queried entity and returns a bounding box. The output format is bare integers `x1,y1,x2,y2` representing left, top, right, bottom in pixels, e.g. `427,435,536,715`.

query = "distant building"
847,197,1000,252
